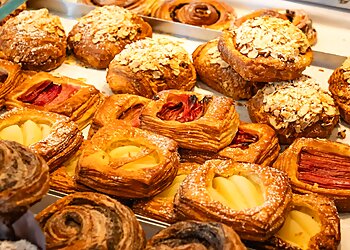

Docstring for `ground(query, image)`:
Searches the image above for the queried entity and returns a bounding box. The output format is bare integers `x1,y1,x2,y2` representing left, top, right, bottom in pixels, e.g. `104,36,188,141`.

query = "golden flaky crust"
107,38,196,98
68,6,152,69
174,160,292,241
36,192,146,250
88,94,150,139
77,122,179,198
0,59,22,107
192,40,263,100
0,9,66,71
150,0,236,30
273,138,350,212
146,221,247,250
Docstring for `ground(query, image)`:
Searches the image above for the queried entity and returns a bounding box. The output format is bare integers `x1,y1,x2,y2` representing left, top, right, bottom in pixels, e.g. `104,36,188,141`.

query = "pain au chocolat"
36,192,146,249
141,90,239,151
0,59,21,107
0,108,83,170
76,122,179,198
274,137,350,212
174,159,292,241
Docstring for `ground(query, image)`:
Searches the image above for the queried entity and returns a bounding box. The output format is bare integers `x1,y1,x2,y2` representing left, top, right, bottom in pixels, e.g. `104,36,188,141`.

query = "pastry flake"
0,59,22,107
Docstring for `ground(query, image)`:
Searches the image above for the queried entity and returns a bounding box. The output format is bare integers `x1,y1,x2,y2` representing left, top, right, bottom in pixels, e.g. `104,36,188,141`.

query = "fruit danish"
0,59,21,107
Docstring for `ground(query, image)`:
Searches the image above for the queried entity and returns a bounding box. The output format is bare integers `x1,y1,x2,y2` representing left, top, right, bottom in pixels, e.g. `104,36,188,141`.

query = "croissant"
0,59,22,107
36,192,146,249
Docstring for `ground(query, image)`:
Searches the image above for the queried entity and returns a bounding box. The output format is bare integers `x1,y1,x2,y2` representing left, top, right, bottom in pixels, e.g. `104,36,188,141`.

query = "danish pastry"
0,59,21,107
0,108,83,170
107,38,196,98
218,16,312,82
76,122,179,198
67,6,152,69
174,159,292,241
273,137,350,212
141,90,239,151
36,192,146,249
0,9,66,71
5,72,104,129
248,75,339,144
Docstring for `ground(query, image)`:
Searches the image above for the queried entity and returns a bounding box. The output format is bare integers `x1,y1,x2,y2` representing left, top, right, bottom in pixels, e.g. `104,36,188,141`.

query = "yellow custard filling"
156,174,187,198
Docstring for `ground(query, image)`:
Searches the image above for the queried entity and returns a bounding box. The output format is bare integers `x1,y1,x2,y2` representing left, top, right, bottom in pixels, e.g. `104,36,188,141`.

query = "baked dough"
107,37,196,98
174,159,292,241
0,108,83,171
0,1,26,26
76,122,179,198
141,90,239,151
68,6,152,69
0,59,22,107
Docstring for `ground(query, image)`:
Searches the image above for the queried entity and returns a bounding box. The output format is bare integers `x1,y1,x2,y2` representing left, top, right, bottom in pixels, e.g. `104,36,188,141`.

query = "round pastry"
67,6,152,69
329,57,350,124
146,221,247,250
192,39,263,100
174,159,292,241
107,37,196,98
0,1,26,26
247,75,339,144
0,9,66,71
36,192,146,249
0,140,49,224
150,0,236,30
218,16,312,82
0,59,22,107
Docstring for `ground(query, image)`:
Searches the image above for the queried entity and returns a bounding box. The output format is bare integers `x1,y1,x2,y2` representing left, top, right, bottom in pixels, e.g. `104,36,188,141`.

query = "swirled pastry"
141,90,239,151
68,6,152,69
0,108,83,170
174,160,292,241
218,16,312,82
5,72,104,129
88,94,150,139
146,221,246,250
76,122,179,198
0,9,66,71
150,0,236,30
133,162,199,223
248,75,339,144
0,140,49,224
36,192,146,249
107,38,196,98
329,57,350,124
192,39,263,100
0,1,26,26
0,59,21,107
273,137,350,212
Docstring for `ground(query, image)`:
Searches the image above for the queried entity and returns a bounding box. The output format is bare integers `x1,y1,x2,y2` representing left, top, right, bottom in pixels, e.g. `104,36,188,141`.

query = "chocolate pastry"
218,16,312,82
68,6,152,69
174,159,292,241
36,192,146,249
5,72,104,129
76,122,179,198
0,9,66,71
0,108,83,170
107,37,196,98
146,221,246,250
0,59,21,107
141,90,239,151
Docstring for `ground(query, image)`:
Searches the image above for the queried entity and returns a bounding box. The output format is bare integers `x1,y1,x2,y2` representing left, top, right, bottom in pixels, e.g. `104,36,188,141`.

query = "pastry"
146,221,247,250
0,140,49,224
36,192,146,249
0,59,21,107
0,108,83,170
192,39,264,100
76,122,179,198
88,94,150,139
5,71,104,129
234,9,317,46
329,57,350,124
174,159,292,241
247,75,339,144
273,137,350,212
150,0,236,30
218,16,312,82
0,9,66,71
67,6,152,69
132,162,199,223
0,1,26,26
107,37,196,98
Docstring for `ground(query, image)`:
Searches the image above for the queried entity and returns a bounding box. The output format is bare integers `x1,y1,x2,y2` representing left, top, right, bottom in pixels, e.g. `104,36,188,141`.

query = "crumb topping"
235,16,310,61
341,57,350,84
113,37,191,78
207,41,230,68
262,75,338,133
